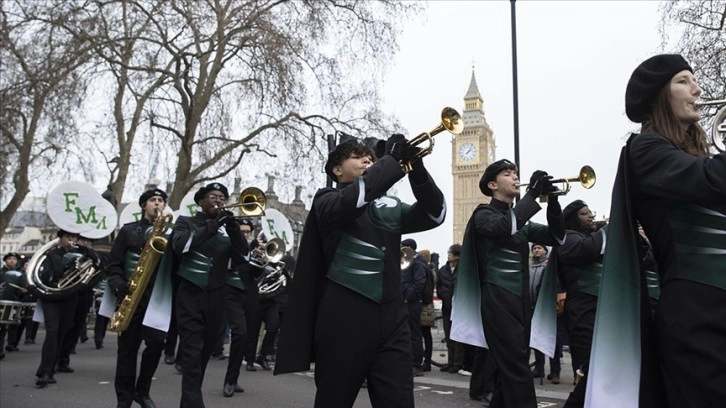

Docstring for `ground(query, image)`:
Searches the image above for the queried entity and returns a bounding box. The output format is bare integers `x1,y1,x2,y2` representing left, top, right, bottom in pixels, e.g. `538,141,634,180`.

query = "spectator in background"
400,238,427,377
437,243,464,373
418,249,436,372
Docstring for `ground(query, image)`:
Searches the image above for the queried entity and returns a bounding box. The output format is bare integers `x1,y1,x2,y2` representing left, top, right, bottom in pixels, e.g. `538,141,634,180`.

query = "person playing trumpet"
106,189,169,408
451,159,565,408
275,134,447,408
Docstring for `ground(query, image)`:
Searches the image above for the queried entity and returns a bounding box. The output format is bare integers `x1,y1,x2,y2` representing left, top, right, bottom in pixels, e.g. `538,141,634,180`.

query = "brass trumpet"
696,99,726,153
519,165,596,199
399,107,464,172
215,186,266,216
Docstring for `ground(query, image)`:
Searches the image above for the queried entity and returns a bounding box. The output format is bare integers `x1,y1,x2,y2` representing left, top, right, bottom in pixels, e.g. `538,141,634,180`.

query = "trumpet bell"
239,187,266,216
400,107,463,173
578,165,597,189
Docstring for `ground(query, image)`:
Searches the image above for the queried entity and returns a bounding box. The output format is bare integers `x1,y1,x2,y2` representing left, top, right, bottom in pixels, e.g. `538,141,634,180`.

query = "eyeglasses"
206,194,227,202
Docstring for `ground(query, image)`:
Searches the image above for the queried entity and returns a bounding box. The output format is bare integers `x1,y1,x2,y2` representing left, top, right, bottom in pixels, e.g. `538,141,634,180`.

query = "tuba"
399,107,464,172
256,262,288,297
25,181,116,300
109,210,172,333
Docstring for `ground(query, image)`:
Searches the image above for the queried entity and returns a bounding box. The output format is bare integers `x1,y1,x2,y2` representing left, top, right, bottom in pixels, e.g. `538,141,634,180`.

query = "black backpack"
421,264,434,305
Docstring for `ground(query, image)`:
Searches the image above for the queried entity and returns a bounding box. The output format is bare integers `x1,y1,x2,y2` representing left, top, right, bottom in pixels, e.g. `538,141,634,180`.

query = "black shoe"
164,354,174,365
255,356,271,371
47,376,56,384
223,383,235,397
447,365,462,373
57,365,74,373
95,342,104,349
422,362,431,372
80,336,88,343
5,345,19,352
439,363,452,372
36,374,49,388
211,352,227,360
174,362,183,374
245,362,257,372
470,394,484,401
134,395,157,408
234,383,244,392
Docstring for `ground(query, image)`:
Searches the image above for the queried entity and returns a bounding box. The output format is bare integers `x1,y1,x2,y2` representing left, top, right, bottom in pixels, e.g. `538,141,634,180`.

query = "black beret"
625,54,692,123
138,188,168,207
238,217,255,229
3,252,19,261
401,238,417,251
563,199,588,221
57,229,78,238
479,159,517,196
194,182,229,205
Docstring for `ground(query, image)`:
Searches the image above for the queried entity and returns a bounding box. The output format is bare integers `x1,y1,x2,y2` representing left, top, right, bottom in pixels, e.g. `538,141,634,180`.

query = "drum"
20,302,36,320
0,300,24,324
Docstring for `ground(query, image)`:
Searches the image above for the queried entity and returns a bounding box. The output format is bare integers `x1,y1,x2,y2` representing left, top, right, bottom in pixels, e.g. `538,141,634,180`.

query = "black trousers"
58,290,93,367
222,286,253,385
422,326,433,365
470,346,496,398
314,282,413,408
246,296,279,360
94,313,108,347
562,293,597,408
176,280,225,408
114,299,165,407
406,301,423,368
480,283,536,408
36,296,77,377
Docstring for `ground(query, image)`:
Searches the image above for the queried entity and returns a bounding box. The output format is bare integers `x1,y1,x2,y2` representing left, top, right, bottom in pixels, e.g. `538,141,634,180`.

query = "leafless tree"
0,1,94,240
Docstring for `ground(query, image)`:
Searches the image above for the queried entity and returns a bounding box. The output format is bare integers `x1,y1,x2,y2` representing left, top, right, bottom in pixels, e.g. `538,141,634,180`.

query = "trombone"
215,186,266,216
519,165,596,200
399,107,464,172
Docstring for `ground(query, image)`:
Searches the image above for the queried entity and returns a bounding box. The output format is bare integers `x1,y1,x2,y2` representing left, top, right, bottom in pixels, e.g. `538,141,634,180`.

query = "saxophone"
109,210,173,333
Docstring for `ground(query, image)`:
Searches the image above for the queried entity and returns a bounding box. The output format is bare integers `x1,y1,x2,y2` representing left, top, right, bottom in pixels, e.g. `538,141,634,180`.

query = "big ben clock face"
458,142,477,162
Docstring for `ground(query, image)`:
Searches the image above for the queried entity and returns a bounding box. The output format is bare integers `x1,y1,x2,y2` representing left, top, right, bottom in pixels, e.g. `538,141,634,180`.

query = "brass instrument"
109,210,173,333
399,107,464,172
519,165,596,199
696,99,726,153
25,238,102,300
257,262,288,296
250,237,286,268
216,187,266,216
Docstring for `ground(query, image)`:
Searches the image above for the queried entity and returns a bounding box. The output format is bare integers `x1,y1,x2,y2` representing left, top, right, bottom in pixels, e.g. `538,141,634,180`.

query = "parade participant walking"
451,159,565,408
172,183,247,408
106,189,169,408
588,54,726,408
275,134,447,408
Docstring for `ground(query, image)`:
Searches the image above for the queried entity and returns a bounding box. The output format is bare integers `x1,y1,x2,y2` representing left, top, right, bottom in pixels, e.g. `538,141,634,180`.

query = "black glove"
224,216,240,230
385,133,420,162
112,282,129,300
215,209,234,226
528,170,555,196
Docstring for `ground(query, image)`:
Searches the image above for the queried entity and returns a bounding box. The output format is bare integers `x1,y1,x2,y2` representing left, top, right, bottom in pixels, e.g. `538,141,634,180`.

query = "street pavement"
1,324,572,407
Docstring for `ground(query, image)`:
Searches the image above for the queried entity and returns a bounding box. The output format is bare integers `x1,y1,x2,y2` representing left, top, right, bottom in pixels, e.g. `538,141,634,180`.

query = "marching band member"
552,200,606,407
451,159,565,408
172,182,247,408
587,54,726,408
106,189,169,408
275,134,446,408
34,229,80,388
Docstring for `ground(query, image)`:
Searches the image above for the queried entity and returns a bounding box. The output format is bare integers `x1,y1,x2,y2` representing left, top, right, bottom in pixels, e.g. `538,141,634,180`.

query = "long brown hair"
642,85,709,155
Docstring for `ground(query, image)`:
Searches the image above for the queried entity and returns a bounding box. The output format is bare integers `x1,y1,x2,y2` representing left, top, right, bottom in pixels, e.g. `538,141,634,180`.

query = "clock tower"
452,68,496,244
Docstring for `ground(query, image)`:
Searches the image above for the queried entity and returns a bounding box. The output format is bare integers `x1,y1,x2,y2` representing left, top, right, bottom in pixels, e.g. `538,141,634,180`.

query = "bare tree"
0,1,94,240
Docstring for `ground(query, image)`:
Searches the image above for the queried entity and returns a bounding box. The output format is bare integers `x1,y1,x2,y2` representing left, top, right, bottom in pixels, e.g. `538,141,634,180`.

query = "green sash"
123,251,141,279
177,251,212,289
575,262,603,297
327,233,384,302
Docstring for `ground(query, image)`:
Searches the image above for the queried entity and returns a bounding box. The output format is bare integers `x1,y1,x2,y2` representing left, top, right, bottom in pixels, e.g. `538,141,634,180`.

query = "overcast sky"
383,0,668,258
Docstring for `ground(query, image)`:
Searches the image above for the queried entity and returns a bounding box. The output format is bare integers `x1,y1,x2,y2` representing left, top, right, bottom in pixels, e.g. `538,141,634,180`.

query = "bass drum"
0,300,24,324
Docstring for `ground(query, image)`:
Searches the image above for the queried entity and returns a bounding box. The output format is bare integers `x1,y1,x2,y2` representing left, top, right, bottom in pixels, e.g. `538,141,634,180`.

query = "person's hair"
419,249,431,264
448,243,461,257
327,143,375,182
565,207,591,234
642,84,709,156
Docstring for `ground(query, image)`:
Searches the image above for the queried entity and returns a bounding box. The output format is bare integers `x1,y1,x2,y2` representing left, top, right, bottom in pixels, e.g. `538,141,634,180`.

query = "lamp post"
510,0,521,201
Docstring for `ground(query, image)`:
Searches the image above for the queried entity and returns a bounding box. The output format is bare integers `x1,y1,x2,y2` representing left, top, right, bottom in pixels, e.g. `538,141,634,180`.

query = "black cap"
3,252,19,262
401,238,417,251
531,244,548,254
138,188,168,207
238,217,254,229
479,159,517,196
193,182,229,205
563,199,588,221
625,54,692,123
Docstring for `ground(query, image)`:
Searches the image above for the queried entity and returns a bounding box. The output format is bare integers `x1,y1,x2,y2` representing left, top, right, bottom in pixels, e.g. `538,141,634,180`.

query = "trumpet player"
552,200,607,407
106,189,168,408
451,159,565,408
275,133,446,408
172,183,248,408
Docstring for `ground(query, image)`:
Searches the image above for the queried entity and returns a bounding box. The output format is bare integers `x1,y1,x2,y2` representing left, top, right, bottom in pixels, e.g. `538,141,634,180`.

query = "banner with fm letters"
47,181,118,239
174,190,201,219
261,208,294,251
